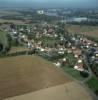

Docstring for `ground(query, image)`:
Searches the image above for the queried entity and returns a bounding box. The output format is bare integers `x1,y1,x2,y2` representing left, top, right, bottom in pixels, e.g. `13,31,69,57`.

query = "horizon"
0,0,98,9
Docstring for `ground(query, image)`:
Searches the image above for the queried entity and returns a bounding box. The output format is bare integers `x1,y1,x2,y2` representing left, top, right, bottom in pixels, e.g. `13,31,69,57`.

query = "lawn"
62,53,84,81
35,36,59,47
62,65,85,81
86,76,98,91
8,46,28,54
66,53,77,66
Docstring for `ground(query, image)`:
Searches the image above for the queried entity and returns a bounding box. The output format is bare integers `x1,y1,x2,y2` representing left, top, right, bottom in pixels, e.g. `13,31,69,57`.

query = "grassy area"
42,37,58,47
62,53,84,81
87,35,98,43
0,19,26,25
40,51,84,81
35,36,59,47
8,46,28,54
86,76,98,91
66,53,77,66
43,52,85,81
62,65,84,81
0,31,8,47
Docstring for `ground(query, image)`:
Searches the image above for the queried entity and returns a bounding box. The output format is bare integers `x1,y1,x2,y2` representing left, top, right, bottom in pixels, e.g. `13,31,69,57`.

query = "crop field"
0,55,71,99
0,10,31,25
67,24,98,37
0,19,26,25
6,81,93,100
8,46,28,54
0,10,21,17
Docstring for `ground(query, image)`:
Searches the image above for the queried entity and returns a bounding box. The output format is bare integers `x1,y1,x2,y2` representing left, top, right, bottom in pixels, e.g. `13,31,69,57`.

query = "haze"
0,0,98,8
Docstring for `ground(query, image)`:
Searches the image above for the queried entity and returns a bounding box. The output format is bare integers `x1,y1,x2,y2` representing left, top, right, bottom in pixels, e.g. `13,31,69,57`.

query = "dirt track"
0,55,71,99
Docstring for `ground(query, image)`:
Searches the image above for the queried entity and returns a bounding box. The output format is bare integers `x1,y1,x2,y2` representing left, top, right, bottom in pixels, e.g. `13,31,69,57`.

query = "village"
0,0,98,99
8,22,98,73
0,21,98,99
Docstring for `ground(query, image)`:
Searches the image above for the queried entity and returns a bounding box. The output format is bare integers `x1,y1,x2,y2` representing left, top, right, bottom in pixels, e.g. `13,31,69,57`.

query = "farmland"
0,10,31,25
0,55,71,99
67,24,98,37
6,82,93,100
0,19,26,25
0,9,97,100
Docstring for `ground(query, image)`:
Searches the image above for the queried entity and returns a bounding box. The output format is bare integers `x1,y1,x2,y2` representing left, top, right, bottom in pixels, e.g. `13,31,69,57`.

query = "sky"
0,0,98,8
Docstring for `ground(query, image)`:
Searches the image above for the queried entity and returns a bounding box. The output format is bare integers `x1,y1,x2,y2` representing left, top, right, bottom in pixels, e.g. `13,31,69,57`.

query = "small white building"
37,10,44,15
58,48,65,55
74,59,84,71
54,62,61,68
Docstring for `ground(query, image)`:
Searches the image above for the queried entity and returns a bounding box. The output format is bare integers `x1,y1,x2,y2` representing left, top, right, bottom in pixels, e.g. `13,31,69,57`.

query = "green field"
62,66,84,81
87,76,98,91
35,36,59,47
0,31,8,47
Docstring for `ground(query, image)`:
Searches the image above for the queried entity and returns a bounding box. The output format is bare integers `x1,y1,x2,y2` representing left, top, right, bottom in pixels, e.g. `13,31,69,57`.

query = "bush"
0,43,3,52
80,71,89,78
95,90,98,96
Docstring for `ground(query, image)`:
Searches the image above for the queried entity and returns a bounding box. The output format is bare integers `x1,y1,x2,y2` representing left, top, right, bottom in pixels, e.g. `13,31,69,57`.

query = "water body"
61,17,98,22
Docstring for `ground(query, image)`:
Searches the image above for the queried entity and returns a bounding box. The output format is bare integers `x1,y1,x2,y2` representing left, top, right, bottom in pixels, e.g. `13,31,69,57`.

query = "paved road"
80,51,98,100
82,54,93,83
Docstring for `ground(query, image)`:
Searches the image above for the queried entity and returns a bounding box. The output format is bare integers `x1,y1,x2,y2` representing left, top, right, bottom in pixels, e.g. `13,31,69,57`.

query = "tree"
80,71,89,78
0,43,3,52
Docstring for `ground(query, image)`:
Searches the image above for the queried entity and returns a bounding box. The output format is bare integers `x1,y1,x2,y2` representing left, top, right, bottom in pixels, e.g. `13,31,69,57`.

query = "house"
44,47,50,53
91,56,96,62
19,28,24,32
54,62,61,68
73,48,82,58
94,50,98,57
94,43,98,47
74,59,84,71
58,48,65,55
68,42,72,48
40,48,45,52
43,29,47,35
62,58,67,62
61,58,67,65
27,41,32,49
37,10,44,15
82,38,94,47
54,34,58,38
22,35,28,43
67,48,72,54
72,46,76,50
27,40,33,49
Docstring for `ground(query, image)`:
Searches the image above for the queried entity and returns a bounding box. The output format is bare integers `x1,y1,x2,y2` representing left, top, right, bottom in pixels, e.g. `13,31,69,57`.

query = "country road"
82,54,93,83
